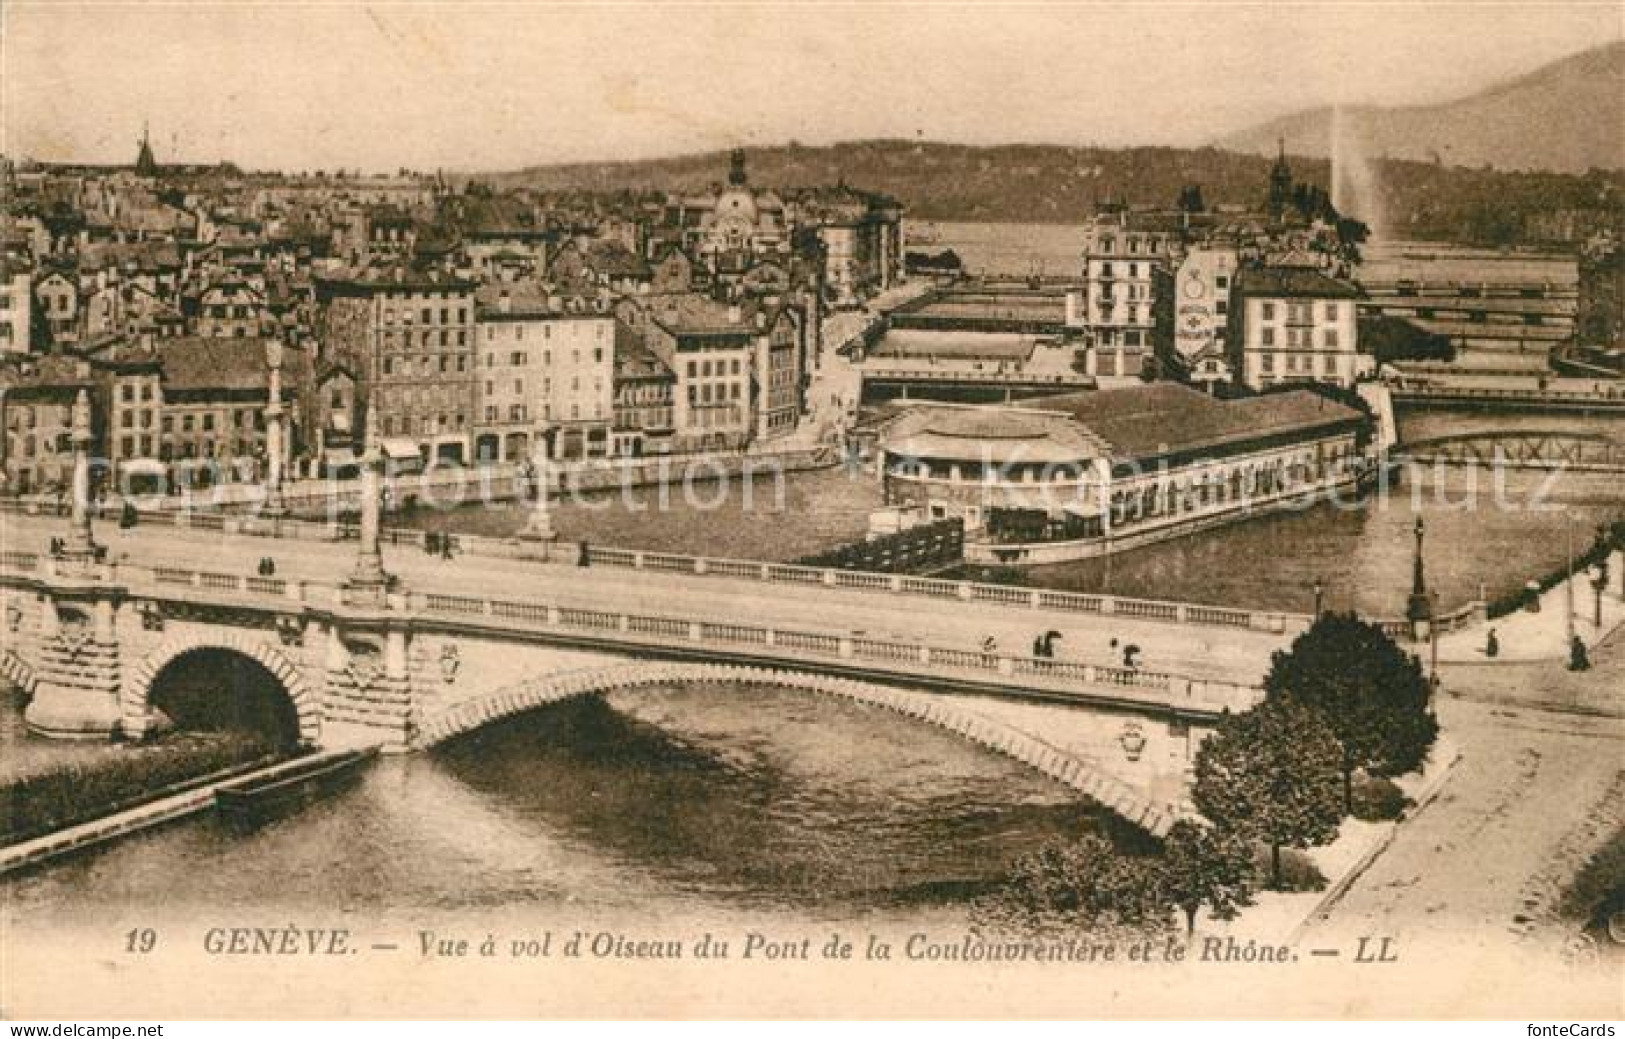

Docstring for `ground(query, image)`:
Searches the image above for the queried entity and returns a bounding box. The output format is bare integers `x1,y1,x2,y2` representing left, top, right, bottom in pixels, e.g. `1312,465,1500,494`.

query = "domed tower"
1267,137,1293,222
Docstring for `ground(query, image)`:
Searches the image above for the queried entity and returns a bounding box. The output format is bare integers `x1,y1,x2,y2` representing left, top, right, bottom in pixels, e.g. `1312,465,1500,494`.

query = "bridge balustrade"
0,554,1269,716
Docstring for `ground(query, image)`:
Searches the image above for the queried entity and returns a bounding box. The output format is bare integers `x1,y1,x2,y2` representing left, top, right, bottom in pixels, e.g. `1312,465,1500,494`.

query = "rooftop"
1235,267,1362,300
881,383,1364,466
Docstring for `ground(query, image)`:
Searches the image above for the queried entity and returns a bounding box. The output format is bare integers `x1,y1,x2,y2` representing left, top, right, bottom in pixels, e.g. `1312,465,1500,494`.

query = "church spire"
1268,136,1293,223
136,120,158,176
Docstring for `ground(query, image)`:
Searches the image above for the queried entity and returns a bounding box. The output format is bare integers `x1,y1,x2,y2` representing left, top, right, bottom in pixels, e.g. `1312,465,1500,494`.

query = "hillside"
1218,41,1624,174
475,138,1622,247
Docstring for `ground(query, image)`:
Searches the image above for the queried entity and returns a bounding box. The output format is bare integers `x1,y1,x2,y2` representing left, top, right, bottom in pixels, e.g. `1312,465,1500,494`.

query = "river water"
1,683,1109,935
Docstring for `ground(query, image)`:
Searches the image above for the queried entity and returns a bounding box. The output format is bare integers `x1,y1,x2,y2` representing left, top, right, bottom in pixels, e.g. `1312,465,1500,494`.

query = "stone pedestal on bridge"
23,568,125,740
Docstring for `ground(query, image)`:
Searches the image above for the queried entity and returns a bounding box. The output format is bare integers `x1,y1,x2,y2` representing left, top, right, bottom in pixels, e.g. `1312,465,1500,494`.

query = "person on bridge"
1122,643,1142,669
1568,634,1591,672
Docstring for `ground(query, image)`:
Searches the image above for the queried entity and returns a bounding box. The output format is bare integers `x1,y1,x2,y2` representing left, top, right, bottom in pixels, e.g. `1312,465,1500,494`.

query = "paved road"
1304,628,1625,969
2,511,1290,686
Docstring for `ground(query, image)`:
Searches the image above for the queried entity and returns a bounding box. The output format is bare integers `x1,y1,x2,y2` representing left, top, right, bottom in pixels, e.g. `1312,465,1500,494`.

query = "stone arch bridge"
0,544,1274,836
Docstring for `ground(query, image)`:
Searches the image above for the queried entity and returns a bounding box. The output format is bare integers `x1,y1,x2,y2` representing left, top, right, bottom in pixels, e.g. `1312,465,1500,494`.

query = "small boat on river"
214,747,379,826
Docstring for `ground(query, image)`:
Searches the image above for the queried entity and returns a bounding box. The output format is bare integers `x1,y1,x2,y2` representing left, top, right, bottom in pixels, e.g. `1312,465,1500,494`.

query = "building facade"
879,383,1371,564
1229,267,1364,390
316,269,477,464
472,290,617,463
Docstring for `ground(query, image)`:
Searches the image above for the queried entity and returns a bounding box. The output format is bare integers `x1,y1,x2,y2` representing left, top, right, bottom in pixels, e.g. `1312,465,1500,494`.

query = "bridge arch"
413,661,1181,836
127,633,318,745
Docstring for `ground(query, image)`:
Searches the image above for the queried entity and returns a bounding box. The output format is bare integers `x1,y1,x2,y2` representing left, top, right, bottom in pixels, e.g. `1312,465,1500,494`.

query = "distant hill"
476,140,1290,222
1217,41,1624,174
475,137,1623,248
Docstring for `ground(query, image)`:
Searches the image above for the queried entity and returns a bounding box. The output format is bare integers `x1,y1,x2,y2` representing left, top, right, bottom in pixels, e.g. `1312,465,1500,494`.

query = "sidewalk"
1438,551,1625,665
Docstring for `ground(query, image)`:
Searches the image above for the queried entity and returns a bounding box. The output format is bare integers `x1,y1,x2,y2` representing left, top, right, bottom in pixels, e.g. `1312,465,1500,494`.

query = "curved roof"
880,383,1364,468
883,406,1108,465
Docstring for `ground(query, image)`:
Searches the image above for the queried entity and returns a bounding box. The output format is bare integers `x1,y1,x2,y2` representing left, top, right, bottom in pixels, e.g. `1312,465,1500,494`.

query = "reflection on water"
398,467,882,563
1025,469,1625,616
2,684,1107,931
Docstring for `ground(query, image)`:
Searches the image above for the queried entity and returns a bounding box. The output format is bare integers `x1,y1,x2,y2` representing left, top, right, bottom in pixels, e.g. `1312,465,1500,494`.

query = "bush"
971,833,1173,939
1351,773,1413,822
0,732,276,844
1249,845,1327,894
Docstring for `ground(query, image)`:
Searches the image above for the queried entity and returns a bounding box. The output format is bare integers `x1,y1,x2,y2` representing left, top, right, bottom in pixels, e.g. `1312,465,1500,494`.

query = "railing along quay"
0,498,1316,637
0,554,1260,717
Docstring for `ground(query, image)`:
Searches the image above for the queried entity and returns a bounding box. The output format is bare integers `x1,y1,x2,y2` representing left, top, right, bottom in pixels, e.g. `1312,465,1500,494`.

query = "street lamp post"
1429,589,1440,690
58,388,99,568
1312,577,1325,618
1565,523,1576,646
1406,516,1431,643
263,340,288,519
1591,562,1610,629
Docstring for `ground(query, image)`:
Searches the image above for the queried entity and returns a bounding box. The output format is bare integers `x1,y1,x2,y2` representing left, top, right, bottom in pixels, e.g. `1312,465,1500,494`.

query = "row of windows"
1259,327,1340,349
483,377,604,396
1258,353,1343,375
481,401,601,423
687,382,743,404
379,414,468,435
486,348,606,368
118,435,264,460
380,304,471,326
1095,235,1168,256
686,358,743,378
5,405,73,429
382,354,469,376
380,329,469,349
484,322,609,342
1260,302,1342,323
6,432,70,457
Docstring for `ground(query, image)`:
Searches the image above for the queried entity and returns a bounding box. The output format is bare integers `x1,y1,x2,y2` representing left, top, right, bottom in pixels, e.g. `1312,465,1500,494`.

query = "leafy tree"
1193,698,1344,890
1160,819,1255,934
1264,613,1439,814
973,833,1171,938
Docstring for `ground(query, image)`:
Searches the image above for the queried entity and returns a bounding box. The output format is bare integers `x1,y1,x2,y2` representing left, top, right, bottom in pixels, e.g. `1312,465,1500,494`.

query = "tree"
1193,698,1344,890
1264,613,1439,815
1160,819,1255,935
973,833,1171,938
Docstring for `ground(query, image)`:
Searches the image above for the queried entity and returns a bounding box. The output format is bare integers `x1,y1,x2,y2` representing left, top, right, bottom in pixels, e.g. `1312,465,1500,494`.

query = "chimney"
547,294,561,311
498,289,511,314
728,304,742,325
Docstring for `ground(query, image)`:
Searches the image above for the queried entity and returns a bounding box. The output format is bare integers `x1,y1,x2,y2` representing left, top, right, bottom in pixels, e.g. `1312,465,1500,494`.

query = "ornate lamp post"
344,407,392,603
58,388,99,569
519,437,557,552
1312,576,1325,618
1406,516,1432,643
263,339,288,519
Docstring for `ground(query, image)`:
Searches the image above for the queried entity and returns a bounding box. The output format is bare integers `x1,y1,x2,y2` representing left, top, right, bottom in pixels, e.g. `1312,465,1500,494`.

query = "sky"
2,2,1620,172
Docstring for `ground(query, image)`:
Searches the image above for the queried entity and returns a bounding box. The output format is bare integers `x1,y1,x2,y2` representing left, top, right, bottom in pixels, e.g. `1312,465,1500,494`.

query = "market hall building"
877,383,1371,564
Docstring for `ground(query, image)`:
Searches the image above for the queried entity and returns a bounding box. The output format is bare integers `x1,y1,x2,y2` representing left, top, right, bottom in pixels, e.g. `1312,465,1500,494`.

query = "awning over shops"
380,439,423,460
